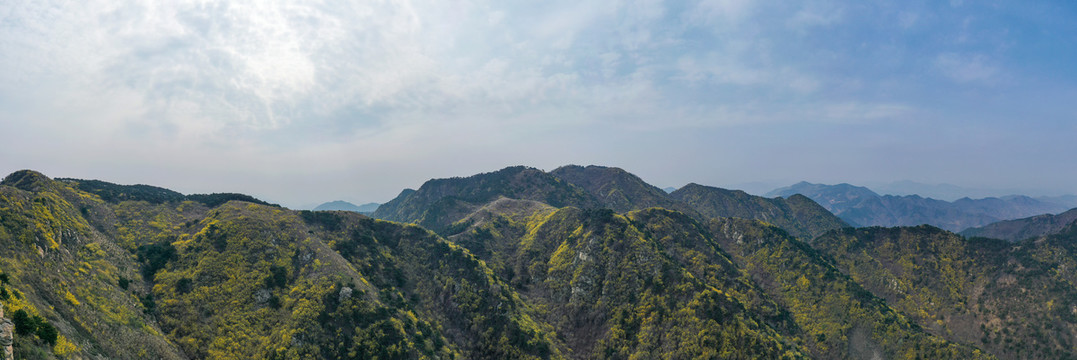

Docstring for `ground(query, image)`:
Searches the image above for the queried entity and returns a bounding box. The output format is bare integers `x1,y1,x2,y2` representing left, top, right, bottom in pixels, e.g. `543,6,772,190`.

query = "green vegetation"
707,219,990,359
3,170,566,359
57,178,186,204
373,166,600,233
144,203,455,359
185,193,279,208
59,177,278,208
961,208,1077,242
12,309,58,345
671,183,847,239
550,165,700,216
1,171,183,359
449,205,809,358
137,240,177,280
2,167,1073,359
814,225,1077,359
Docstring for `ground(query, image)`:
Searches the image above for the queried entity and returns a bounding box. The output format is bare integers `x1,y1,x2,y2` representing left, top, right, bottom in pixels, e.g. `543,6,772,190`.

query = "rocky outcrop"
0,302,13,360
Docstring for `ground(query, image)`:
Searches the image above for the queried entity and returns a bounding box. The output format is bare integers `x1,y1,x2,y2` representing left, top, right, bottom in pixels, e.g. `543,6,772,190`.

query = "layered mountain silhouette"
767,181,1069,232
961,208,1077,241
312,200,380,213
1,166,1074,359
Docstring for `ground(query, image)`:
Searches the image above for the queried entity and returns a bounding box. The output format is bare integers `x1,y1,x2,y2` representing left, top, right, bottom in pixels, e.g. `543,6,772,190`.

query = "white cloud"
2,0,814,151
687,0,755,26
2,0,470,138
819,102,916,124
787,3,844,30
674,52,820,95
934,53,999,83
2,0,1068,205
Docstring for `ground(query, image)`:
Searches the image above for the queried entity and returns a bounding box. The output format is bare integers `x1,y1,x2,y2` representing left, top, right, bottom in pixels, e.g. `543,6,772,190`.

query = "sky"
2,0,1076,208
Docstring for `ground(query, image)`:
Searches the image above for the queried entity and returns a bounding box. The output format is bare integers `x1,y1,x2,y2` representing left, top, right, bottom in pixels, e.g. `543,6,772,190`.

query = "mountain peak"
552,164,616,170
550,164,694,215
1,169,52,191
372,165,598,232
765,181,880,199
313,200,379,213
670,182,847,239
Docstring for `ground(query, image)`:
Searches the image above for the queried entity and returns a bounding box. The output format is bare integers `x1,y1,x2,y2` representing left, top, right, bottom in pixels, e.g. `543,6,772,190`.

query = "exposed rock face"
0,320,11,360
338,286,353,302
0,302,13,360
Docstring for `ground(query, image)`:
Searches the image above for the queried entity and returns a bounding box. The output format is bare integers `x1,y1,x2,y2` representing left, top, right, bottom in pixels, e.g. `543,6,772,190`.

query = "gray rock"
338,287,353,302
0,315,13,360
253,289,272,304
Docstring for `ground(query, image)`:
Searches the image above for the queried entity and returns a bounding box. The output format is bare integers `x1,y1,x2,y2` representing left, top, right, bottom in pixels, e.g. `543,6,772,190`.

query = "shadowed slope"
671,183,847,239
549,165,700,216
372,166,599,233
961,208,1077,241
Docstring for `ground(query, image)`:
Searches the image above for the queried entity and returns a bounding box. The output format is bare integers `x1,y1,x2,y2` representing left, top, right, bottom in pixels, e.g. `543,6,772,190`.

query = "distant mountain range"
961,208,1077,241
869,180,1077,206
2,166,1076,359
766,181,1072,232
312,200,380,213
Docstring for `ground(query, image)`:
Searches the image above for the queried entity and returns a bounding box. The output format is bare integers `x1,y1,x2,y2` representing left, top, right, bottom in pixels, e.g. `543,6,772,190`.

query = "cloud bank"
2,0,1075,207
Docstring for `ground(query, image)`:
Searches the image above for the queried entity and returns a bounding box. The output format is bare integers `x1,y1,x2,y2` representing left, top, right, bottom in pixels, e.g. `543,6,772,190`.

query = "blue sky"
1,0,1075,208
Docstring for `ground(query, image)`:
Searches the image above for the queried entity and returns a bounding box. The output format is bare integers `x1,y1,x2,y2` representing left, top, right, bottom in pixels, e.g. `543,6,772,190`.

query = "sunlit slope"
814,225,1077,359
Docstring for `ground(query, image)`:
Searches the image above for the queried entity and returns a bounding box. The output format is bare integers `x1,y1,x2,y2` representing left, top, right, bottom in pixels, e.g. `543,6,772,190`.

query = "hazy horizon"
3,1,1076,208
4,165,1073,210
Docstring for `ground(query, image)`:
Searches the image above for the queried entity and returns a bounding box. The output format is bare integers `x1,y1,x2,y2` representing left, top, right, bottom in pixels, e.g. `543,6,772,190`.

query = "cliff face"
0,303,13,360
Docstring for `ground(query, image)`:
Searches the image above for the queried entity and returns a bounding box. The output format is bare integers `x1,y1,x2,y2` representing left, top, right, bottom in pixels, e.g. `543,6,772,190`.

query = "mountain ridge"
374,165,846,241
0,169,564,359
960,207,1077,241
5,167,1076,359
671,183,848,239
767,181,1069,232
312,200,380,213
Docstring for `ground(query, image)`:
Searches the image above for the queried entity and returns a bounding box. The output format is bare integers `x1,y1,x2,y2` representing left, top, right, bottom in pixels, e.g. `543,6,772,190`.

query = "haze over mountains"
312,201,380,214
2,165,1077,359
961,208,1077,242
865,181,1077,204
766,181,1075,233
